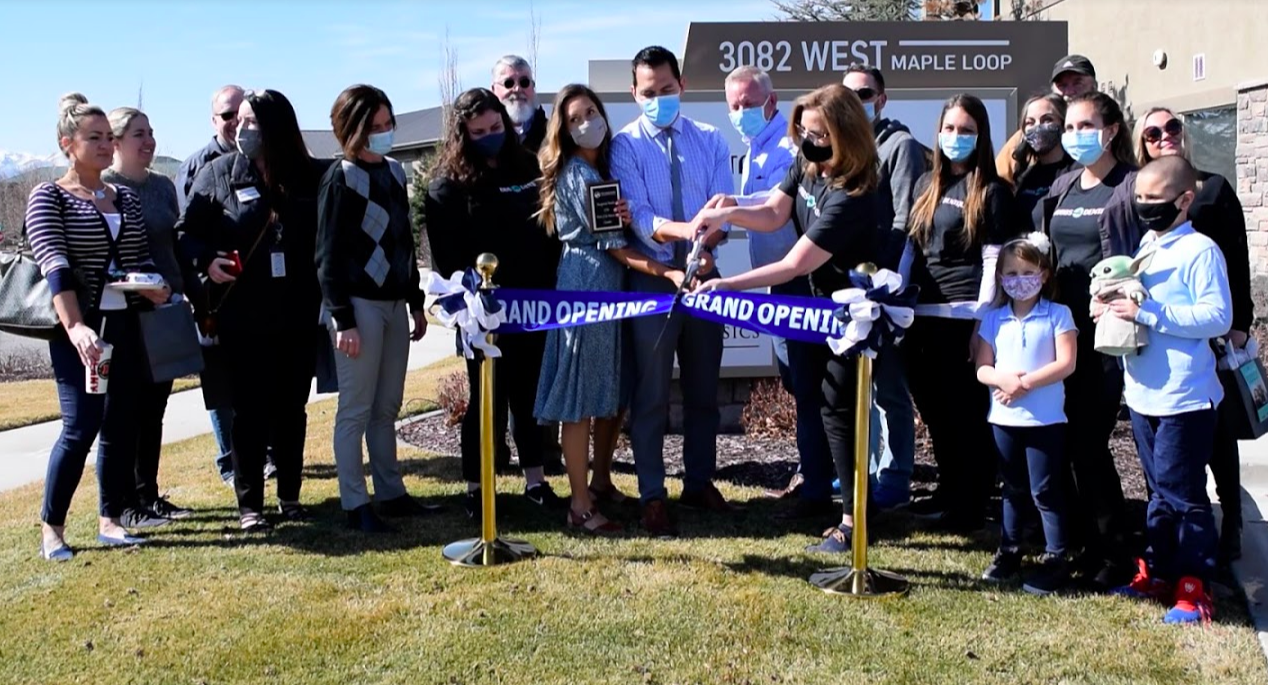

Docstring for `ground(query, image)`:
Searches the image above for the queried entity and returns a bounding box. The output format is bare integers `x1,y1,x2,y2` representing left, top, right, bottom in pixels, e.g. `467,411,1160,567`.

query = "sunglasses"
850,87,878,101
216,111,238,122
1143,118,1183,143
796,125,830,145
500,76,534,90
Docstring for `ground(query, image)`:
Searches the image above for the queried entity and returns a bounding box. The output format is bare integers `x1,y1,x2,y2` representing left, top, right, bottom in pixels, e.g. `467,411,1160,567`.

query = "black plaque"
587,180,623,233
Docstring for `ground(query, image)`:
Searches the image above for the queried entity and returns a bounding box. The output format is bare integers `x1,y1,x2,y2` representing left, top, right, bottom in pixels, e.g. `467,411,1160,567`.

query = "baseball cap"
1052,54,1096,82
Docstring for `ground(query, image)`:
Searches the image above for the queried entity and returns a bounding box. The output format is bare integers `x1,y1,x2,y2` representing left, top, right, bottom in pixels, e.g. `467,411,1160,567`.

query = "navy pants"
41,310,144,526
993,424,1069,555
1129,408,1218,584
771,277,833,502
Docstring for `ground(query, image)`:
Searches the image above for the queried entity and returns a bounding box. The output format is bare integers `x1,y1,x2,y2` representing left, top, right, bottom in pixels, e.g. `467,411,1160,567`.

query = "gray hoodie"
874,117,928,269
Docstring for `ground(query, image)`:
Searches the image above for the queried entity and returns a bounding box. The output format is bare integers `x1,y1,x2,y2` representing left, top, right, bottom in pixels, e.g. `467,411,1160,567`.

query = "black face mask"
1133,196,1184,233
801,138,833,164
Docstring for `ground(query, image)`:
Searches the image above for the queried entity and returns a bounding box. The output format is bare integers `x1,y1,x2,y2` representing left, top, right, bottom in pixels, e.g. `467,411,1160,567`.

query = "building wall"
1035,0,1268,115
1238,81,1268,277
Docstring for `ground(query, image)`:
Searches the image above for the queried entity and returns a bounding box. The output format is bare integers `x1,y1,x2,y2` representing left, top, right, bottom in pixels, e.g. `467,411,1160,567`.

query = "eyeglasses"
500,76,534,90
1143,118,1183,143
796,125,830,145
850,87,878,101
216,111,238,122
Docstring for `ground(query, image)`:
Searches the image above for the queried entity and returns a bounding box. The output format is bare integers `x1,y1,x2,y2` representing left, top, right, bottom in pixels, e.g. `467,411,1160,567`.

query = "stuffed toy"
1089,251,1154,357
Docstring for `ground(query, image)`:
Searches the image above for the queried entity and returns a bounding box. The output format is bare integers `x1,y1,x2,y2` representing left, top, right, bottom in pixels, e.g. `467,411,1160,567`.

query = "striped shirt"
24,182,155,311
610,114,734,263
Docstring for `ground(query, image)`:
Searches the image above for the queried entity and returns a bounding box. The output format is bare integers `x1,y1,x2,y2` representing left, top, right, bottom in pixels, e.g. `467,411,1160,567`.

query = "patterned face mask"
1001,274,1044,301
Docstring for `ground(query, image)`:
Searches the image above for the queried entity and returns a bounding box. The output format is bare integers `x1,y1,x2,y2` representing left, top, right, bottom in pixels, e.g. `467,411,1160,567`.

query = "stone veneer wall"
1238,81,1268,279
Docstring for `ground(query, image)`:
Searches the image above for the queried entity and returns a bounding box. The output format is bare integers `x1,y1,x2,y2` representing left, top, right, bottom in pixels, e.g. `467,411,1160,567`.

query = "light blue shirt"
610,113,735,264
735,110,799,269
1126,222,1232,416
979,299,1078,427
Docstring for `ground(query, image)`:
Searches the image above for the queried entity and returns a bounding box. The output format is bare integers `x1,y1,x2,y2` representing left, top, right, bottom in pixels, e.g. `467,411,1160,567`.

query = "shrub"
436,370,469,426
740,378,797,439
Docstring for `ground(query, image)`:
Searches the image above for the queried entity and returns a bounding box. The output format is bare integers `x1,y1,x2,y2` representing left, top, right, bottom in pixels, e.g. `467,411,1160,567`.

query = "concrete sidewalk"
1226,436,1268,657
0,332,455,493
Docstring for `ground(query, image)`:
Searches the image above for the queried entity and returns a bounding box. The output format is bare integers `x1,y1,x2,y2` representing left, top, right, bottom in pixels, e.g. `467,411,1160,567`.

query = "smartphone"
224,250,243,277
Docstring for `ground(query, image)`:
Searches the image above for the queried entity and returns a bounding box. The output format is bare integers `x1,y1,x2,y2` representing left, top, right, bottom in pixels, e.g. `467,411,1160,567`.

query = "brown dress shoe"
762,473,804,500
640,499,677,538
680,483,741,513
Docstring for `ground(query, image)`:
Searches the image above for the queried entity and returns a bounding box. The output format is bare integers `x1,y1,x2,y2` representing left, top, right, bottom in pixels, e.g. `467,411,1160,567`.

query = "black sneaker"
378,494,443,517
465,490,482,521
150,497,193,520
982,548,1022,583
347,504,394,533
122,507,172,530
907,496,948,521
240,512,273,533
277,502,313,522
1023,553,1071,596
525,482,566,509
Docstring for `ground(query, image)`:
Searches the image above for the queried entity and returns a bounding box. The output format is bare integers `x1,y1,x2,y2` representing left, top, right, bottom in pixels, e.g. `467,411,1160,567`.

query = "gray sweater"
103,168,185,294
874,117,928,269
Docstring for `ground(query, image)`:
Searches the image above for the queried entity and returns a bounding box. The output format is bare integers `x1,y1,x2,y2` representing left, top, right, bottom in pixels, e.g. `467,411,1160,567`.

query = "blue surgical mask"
863,101,876,121
472,131,505,158
728,102,769,140
1062,129,1106,166
641,93,680,129
367,130,394,156
938,133,978,163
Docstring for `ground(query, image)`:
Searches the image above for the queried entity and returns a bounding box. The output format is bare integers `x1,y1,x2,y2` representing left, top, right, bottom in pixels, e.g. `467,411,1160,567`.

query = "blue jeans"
993,424,1069,555
1130,407,1218,584
208,407,234,481
42,311,143,525
868,342,915,497
771,278,833,502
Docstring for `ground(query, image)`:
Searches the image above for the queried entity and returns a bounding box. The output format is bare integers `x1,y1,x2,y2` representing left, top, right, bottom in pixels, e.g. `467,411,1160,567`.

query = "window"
1184,105,1236,182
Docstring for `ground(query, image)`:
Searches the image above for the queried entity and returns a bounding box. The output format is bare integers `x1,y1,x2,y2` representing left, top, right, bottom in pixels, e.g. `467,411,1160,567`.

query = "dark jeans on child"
993,424,1069,555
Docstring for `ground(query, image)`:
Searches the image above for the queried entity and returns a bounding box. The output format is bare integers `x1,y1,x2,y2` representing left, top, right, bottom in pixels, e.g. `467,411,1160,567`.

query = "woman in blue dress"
534,84,686,535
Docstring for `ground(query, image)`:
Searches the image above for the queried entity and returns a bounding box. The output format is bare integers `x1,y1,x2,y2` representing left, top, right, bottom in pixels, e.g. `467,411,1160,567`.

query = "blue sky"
0,0,775,159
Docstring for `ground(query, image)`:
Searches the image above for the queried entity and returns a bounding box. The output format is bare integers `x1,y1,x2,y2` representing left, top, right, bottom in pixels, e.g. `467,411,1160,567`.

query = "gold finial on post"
476,253,499,290
855,262,879,276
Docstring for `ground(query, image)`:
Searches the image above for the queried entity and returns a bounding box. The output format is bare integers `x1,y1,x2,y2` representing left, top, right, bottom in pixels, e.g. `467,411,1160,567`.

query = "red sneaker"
1164,577,1213,625
1110,558,1173,603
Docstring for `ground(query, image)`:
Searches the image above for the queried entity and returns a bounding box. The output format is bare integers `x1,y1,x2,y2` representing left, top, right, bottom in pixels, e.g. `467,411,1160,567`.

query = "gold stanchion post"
443,253,538,567
809,263,909,598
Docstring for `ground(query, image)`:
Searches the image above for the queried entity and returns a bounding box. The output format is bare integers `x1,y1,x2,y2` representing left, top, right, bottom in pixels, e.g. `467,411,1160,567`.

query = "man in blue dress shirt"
611,46,735,537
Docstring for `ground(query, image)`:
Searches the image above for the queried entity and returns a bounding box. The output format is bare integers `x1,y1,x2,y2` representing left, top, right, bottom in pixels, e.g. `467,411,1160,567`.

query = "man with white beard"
491,55,548,154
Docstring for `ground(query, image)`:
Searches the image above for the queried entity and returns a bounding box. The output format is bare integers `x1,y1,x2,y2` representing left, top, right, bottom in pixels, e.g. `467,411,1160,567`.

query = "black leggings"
134,379,175,506
809,344,861,516
903,317,995,518
461,331,547,483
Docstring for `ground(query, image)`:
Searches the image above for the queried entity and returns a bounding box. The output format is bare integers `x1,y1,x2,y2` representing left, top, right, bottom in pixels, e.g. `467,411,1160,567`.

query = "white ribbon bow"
425,270,505,359
826,268,916,359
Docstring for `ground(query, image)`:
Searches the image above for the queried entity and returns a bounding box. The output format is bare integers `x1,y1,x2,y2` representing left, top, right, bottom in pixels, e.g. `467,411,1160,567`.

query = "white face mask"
570,116,608,150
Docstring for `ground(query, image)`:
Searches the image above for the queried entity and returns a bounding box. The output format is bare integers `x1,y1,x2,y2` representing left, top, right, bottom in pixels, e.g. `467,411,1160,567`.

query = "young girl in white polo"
974,233,1078,595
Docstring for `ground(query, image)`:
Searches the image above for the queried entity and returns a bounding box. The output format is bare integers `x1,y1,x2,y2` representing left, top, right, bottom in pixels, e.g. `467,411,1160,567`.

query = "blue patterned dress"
533,157,629,423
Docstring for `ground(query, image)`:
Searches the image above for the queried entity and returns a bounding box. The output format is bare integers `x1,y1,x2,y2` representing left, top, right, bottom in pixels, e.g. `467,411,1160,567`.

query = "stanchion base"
442,537,538,567
809,566,910,598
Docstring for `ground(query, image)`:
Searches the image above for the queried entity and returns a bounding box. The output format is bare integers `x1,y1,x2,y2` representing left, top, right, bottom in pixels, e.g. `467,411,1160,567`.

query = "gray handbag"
138,298,205,383
0,241,58,340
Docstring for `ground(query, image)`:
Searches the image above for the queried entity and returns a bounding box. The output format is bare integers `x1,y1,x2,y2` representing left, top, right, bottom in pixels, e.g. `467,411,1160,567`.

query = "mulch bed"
398,412,1149,503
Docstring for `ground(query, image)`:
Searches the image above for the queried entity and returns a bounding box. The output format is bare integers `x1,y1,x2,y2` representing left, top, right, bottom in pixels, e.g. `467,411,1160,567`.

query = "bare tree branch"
773,0,921,21
438,26,461,140
528,0,542,77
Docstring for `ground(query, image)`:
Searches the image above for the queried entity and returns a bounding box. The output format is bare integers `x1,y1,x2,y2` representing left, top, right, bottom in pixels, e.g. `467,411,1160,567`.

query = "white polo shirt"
978,298,1078,427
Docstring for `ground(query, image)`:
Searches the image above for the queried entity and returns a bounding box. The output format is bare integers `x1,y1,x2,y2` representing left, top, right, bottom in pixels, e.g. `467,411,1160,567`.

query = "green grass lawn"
0,360,1263,684
0,376,200,431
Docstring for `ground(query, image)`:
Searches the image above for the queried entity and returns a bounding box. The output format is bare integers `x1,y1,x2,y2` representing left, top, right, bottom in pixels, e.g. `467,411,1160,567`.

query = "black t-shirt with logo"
1049,176,1116,316
777,160,879,298
1015,158,1077,231
910,172,1017,305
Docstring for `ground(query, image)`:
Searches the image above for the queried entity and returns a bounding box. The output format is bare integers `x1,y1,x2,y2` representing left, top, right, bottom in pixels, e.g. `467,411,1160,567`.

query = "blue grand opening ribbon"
426,269,505,358
827,269,919,359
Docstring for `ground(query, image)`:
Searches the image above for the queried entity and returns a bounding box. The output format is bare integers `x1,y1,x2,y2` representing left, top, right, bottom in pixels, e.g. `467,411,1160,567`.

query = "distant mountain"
0,154,183,184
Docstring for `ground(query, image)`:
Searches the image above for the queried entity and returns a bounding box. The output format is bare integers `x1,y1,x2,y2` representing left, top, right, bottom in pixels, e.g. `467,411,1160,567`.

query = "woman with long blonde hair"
533,84,685,534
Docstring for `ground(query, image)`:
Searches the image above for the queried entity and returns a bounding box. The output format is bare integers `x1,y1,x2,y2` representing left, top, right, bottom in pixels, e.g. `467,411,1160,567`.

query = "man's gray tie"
666,128,689,269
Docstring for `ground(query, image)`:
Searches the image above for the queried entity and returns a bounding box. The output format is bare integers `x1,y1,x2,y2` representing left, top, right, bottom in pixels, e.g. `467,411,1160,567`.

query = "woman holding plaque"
533,84,688,534
689,84,881,553
425,88,565,520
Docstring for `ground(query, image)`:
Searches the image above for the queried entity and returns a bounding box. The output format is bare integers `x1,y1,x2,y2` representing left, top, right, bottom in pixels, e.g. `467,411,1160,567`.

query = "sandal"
567,508,623,536
240,512,274,533
588,484,631,505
